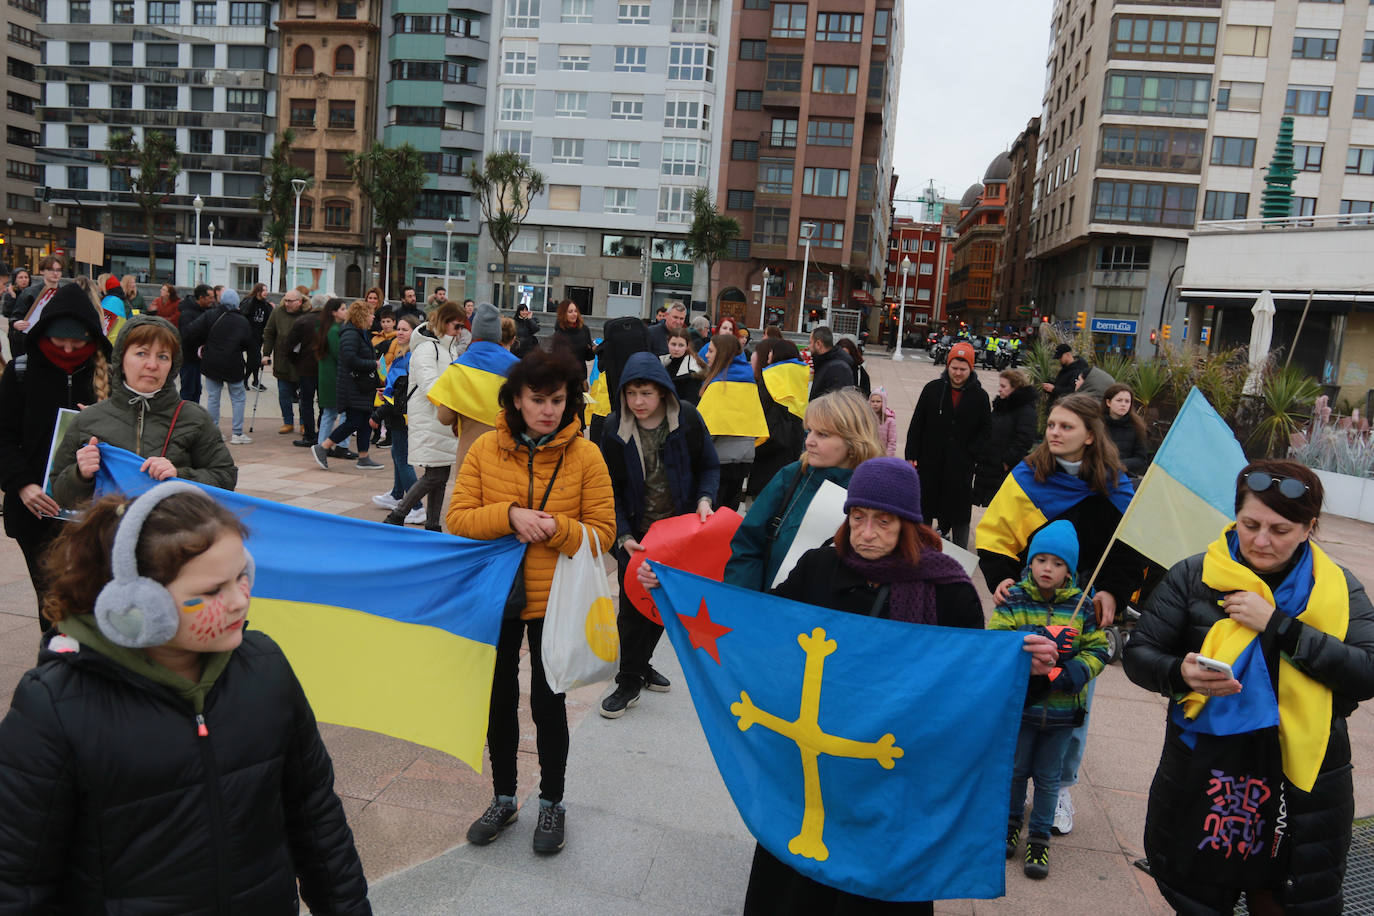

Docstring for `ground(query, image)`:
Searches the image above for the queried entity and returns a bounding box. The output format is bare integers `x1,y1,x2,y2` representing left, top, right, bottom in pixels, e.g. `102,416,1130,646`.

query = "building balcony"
442,80,485,106
39,106,274,131
445,35,488,60
758,129,797,153
762,88,801,109
39,64,269,89
440,128,483,151
1091,269,1148,289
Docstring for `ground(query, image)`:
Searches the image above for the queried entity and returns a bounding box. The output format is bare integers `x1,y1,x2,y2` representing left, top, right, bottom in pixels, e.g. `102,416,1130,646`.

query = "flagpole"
1069,462,1157,621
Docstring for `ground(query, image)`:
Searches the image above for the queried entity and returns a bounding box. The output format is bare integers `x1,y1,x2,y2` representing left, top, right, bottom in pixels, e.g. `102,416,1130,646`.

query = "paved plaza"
0,348,1370,915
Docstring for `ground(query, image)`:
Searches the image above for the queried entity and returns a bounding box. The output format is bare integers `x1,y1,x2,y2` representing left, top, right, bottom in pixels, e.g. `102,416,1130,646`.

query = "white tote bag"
542,523,620,694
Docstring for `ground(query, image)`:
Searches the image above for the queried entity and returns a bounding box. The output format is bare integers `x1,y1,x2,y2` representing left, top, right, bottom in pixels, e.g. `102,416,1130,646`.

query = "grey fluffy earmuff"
93,481,255,649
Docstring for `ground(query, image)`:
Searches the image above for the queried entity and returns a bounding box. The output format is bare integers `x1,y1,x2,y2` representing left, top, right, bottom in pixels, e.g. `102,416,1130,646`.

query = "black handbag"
503,452,565,619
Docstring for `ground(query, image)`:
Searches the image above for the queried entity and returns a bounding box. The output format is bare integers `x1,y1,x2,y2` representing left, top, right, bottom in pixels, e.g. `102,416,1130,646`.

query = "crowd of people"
0,274,1371,915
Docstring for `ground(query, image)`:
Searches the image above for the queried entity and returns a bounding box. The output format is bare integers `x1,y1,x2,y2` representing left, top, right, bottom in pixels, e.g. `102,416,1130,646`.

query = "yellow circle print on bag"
585,596,619,662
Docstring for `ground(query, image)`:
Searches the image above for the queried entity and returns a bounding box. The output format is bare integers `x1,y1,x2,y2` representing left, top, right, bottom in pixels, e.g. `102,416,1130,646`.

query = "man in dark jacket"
645,301,688,356
598,352,719,719
181,287,259,444
177,284,215,403
1043,344,1090,406
261,289,306,435
807,325,854,401
905,341,990,548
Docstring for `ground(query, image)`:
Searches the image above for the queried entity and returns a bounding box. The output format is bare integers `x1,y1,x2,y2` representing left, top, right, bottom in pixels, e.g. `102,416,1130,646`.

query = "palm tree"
466,151,545,309
682,188,739,316
103,129,181,280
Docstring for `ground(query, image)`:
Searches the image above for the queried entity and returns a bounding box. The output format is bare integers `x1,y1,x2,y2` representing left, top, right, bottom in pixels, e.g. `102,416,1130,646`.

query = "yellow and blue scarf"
975,460,1134,564
1180,526,1349,792
697,355,768,439
760,358,810,421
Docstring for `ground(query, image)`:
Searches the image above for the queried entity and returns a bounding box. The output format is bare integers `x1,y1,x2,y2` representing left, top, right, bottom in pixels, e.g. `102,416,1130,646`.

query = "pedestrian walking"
312,300,384,471
181,288,259,444
807,325,855,401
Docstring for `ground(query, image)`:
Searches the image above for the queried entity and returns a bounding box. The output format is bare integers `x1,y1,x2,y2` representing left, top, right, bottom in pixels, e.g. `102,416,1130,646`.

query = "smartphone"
1195,655,1234,680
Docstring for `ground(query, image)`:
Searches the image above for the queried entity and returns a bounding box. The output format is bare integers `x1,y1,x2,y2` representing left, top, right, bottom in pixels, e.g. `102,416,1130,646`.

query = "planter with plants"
1289,396,1374,522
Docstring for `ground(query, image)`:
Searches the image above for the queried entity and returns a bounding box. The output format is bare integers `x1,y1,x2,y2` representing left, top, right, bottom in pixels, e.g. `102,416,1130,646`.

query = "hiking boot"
1024,839,1050,879
466,796,518,845
600,683,640,719
310,443,329,470
644,667,671,693
329,446,358,460
1006,821,1021,860
532,802,566,855
1052,788,1074,835
356,456,385,470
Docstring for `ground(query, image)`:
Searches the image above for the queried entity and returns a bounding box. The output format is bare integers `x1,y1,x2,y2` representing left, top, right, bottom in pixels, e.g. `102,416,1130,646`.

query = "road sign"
1090,317,1138,335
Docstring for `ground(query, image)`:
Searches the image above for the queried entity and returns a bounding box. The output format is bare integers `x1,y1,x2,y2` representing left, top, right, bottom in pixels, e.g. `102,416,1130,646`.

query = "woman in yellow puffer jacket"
448,347,615,858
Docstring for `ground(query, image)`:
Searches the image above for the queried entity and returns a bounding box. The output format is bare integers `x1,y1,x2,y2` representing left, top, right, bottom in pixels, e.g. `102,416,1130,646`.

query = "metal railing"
1195,213,1374,232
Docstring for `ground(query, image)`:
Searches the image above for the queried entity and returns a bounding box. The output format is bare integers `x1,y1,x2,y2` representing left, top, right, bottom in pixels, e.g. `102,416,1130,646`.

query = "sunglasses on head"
1244,471,1308,499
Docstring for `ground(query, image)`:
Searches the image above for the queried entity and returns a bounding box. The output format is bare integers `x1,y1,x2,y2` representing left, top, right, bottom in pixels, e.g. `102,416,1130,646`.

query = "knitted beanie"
843,457,923,524
105,275,122,292
1026,519,1079,578
948,341,976,367
471,302,501,342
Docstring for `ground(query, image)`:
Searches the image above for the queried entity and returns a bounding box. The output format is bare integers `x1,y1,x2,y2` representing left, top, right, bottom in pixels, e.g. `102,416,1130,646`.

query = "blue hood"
618,351,676,399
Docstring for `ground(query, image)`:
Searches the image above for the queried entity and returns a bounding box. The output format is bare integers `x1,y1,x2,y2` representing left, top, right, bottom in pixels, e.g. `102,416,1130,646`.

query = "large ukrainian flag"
427,340,520,428
761,358,811,421
94,444,524,770
697,356,768,438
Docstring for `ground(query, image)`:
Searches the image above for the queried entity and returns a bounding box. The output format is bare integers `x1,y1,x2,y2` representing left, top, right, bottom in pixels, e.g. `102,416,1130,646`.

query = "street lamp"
796,221,816,334
384,232,393,302
760,267,770,331
290,178,307,295
192,194,203,287
443,215,455,301
542,241,553,313
893,255,911,362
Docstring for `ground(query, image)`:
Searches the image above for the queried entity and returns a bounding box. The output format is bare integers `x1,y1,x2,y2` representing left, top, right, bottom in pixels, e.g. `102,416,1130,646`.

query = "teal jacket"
723,460,853,591
989,577,1109,727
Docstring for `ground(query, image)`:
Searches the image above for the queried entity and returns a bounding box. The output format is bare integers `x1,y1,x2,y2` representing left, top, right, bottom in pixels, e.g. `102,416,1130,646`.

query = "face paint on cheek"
180,598,204,613
185,594,230,642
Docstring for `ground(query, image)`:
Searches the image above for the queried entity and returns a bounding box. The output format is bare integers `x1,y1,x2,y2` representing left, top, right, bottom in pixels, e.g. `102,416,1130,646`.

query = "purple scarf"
838,549,972,625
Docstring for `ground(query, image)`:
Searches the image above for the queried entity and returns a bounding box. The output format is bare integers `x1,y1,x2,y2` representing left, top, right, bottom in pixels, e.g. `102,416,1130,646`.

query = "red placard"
623,508,743,624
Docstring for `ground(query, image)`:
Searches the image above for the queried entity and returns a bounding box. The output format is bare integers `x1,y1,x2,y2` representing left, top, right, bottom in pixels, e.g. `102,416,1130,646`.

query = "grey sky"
892,0,1054,217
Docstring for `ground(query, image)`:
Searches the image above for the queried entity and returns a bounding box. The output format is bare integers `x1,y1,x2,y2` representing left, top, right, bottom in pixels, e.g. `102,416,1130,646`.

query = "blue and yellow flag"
1114,387,1248,568
976,457,1133,566
427,340,520,428
586,352,611,418
94,444,524,770
761,358,810,421
696,356,768,438
652,566,1029,902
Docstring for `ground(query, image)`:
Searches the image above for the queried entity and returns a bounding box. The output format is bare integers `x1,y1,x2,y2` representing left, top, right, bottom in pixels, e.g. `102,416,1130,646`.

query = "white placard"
769,479,849,589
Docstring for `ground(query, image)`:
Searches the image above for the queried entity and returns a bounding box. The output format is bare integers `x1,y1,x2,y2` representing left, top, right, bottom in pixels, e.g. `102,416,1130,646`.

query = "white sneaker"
1052,788,1074,835
372,493,401,510
229,434,253,445
404,506,426,525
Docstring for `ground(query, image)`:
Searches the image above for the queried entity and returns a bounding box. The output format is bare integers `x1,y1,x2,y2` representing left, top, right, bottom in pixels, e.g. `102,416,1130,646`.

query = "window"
183,130,211,155
551,138,584,164
1216,80,1262,113
1202,190,1248,220
561,0,592,22
554,91,587,118
918,262,934,275
866,60,885,101
4,193,37,212
753,206,790,245
1286,87,1332,117
145,43,179,66
668,43,713,80
1292,31,1338,60
812,65,858,94
506,0,539,28
757,159,793,194
325,202,352,230
8,25,39,49
7,57,36,82
1223,23,1271,55
328,100,355,129
221,131,258,155
323,150,349,179
294,45,315,73
731,139,759,160
423,152,466,176
548,185,581,210
394,105,443,125
500,88,534,121
495,129,532,158
602,234,645,256
736,90,763,110
290,98,316,127
726,189,754,210
615,46,647,72
740,39,767,60
338,1,357,17
113,0,133,21
812,221,843,248
194,1,215,23
192,44,215,67
657,186,695,223
289,149,314,171
765,55,804,91
607,141,640,167
147,1,180,23
230,3,268,24
296,198,314,228
226,89,265,112
5,91,32,115
672,0,714,33
1104,71,1210,117
609,280,643,296
559,45,590,69
145,86,178,109
664,95,706,129
661,139,707,176
1357,94,1374,120
1111,16,1217,60
618,1,649,23
802,167,849,196
1099,126,1204,171
1347,146,1374,175
1294,143,1323,172
1092,179,1197,226
503,43,536,75
1339,200,1374,224
807,119,854,146
873,7,889,45
334,45,354,73
111,85,133,108
771,2,806,37
229,45,267,69
768,118,797,146
68,84,88,107
67,125,88,148
68,42,90,65
546,232,586,255
727,239,750,259
816,12,861,42
604,187,637,214
611,95,643,120
1096,244,1151,271
67,166,88,190
190,87,213,110
1209,136,1256,167
69,0,90,22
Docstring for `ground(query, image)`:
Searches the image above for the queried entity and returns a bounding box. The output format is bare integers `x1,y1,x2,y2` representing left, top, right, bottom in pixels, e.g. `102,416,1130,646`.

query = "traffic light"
265,249,274,263
1162,324,1172,340
1074,311,1087,330
0,233,7,246
1150,329,1158,344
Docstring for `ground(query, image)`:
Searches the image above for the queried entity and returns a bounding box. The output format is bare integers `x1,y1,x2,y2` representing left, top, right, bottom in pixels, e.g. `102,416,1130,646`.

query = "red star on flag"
680,599,732,665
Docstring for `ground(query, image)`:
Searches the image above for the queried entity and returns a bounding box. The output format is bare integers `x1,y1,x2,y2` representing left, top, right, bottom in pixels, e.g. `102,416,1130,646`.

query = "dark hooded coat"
904,369,990,529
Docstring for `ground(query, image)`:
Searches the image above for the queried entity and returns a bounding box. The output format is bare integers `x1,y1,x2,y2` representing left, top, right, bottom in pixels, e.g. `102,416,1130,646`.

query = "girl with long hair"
698,333,763,511
550,299,593,376
313,300,384,470
1102,383,1149,478
747,337,807,499
660,325,706,404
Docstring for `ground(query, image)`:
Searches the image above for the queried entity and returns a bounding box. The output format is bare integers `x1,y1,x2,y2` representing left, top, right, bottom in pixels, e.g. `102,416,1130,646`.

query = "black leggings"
13,520,58,635
487,616,568,804
615,546,663,689
325,408,372,453
387,465,451,531
717,462,751,513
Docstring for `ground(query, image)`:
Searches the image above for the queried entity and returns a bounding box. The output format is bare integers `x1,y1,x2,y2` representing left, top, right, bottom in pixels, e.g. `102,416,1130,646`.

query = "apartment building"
994,116,1039,324
1032,0,1374,357
37,0,279,283
713,0,900,331
2,0,54,270
277,0,379,297
885,216,949,336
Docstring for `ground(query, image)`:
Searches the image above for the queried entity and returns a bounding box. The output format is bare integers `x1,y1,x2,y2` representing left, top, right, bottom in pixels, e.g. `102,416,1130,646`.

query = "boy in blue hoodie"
991,520,1108,880
598,352,720,719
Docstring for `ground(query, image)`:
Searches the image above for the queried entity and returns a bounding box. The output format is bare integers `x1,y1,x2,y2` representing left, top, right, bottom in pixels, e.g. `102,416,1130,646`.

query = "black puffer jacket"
1105,414,1149,476
972,385,1037,506
181,305,258,383
807,346,854,401
0,628,371,915
335,323,378,411
1124,552,1374,914
904,370,991,529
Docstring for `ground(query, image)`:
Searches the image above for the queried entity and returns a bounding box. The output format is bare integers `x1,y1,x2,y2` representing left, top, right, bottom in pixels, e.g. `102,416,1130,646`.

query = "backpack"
598,316,652,398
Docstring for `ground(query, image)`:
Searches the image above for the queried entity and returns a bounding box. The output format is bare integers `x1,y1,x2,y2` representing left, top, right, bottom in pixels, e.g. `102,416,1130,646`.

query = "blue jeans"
204,377,247,435
319,407,349,448
180,360,202,402
389,424,416,498
1059,679,1095,788
277,378,297,427
1010,720,1073,840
